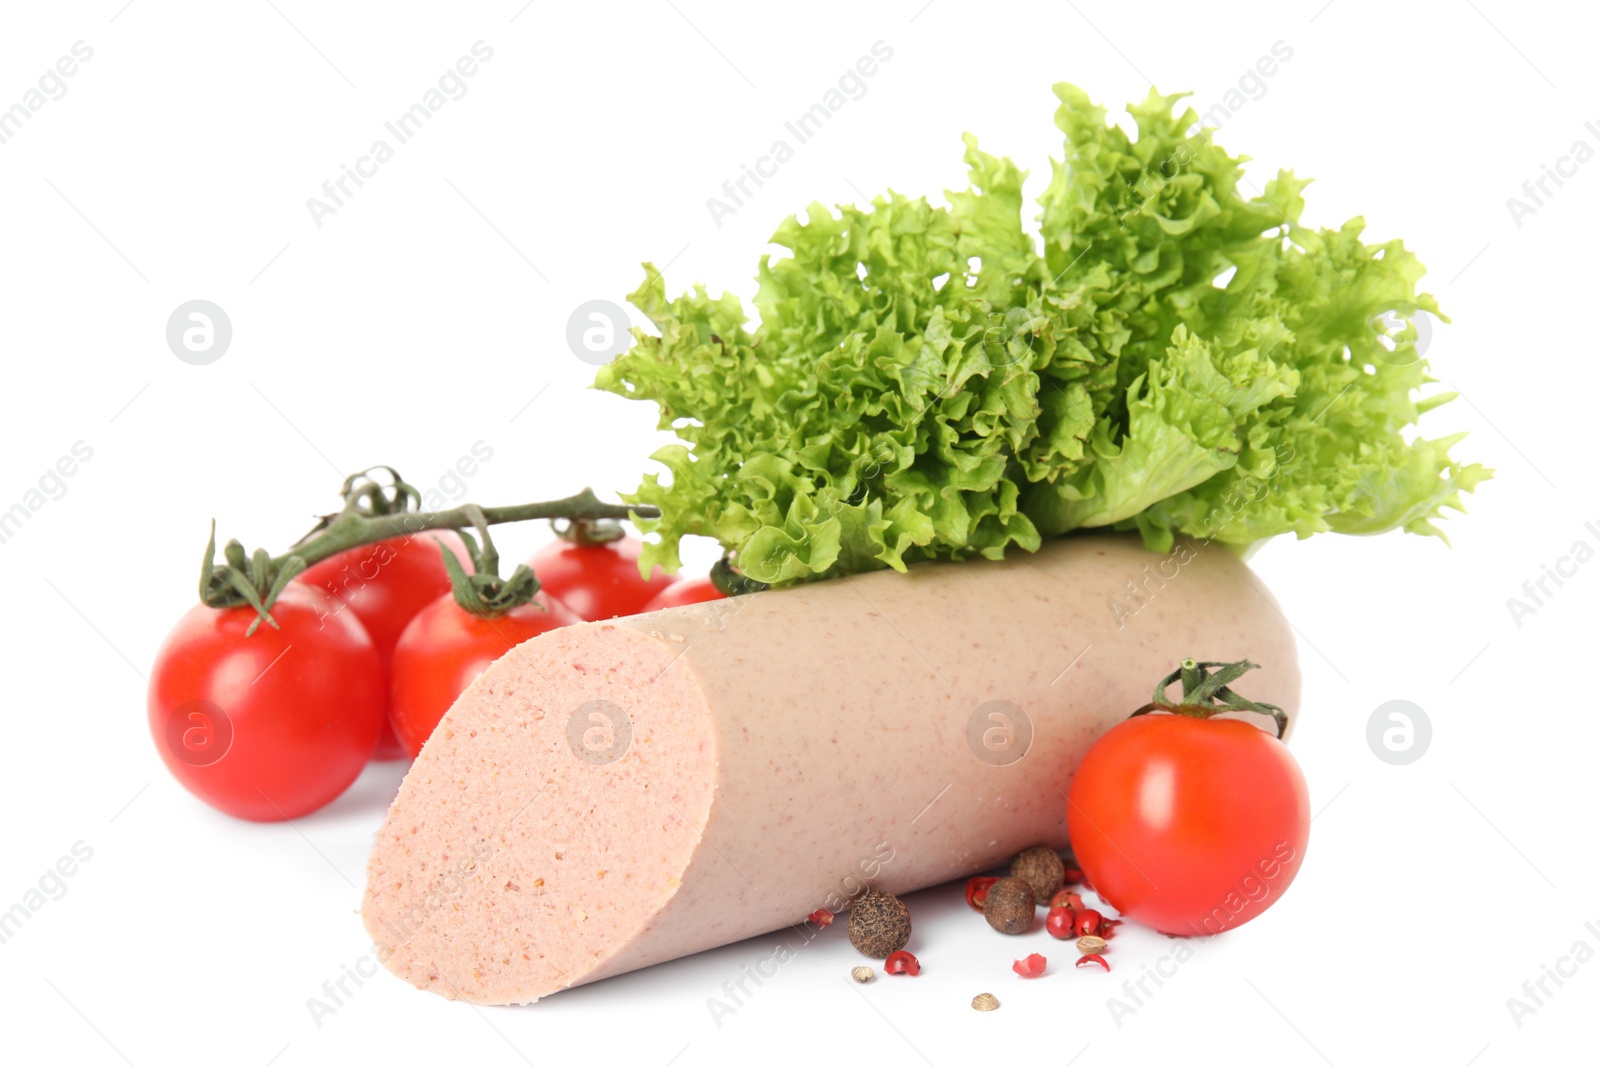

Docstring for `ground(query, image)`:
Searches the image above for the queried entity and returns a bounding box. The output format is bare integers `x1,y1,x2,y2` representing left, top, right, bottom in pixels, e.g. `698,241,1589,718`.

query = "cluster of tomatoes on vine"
147,468,738,821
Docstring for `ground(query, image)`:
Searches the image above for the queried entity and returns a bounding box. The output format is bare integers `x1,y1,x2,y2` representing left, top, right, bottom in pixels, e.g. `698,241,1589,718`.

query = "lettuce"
596,84,1489,585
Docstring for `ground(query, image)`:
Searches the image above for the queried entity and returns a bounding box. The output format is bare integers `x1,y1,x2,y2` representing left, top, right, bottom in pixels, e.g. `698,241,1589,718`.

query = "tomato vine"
197,466,657,632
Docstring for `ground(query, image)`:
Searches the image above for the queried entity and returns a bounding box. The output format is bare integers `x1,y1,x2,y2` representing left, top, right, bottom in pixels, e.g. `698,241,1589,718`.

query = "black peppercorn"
848,888,911,958
983,876,1035,934
1009,845,1065,903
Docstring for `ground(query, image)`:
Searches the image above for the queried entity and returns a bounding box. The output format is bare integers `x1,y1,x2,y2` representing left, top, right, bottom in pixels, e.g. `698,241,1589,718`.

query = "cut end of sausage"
361,622,716,1005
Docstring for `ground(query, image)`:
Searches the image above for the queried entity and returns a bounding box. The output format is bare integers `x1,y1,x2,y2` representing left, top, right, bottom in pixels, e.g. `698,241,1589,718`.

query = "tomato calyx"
1130,657,1288,739
440,509,541,619
197,522,307,635
197,471,654,634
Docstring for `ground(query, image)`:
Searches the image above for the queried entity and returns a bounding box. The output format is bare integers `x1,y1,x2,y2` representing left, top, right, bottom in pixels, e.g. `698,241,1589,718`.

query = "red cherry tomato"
297,531,471,759
1066,715,1309,937
148,584,385,821
529,532,674,621
389,593,580,757
641,576,725,611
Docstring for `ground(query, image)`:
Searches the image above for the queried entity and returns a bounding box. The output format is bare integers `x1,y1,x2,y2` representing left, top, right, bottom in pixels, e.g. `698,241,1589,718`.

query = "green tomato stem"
709,555,768,597
1128,657,1289,739
199,484,657,632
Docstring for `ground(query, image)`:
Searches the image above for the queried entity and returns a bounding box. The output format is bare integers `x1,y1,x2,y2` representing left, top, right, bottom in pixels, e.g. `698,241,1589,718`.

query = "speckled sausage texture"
362,534,1299,1004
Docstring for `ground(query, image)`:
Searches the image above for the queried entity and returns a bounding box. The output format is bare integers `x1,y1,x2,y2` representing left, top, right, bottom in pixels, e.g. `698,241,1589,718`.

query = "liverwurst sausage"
362,533,1300,1003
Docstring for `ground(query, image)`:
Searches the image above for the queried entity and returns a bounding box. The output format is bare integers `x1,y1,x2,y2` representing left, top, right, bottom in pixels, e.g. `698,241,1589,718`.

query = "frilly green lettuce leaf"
595,84,1489,585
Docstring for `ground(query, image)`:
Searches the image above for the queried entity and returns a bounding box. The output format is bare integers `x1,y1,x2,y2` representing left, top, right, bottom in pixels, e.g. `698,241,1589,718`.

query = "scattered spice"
1045,907,1076,940
1049,890,1085,912
1075,953,1110,971
1012,953,1047,978
849,889,912,958
1076,935,1108,954
965,876,1000,912
1063,865,1085,886
972,992,1000,1012
851,966,875,984
1074,909,1104,937
983,877,1036,934
884,950,921,976
1010,846,1066,903
808,908,834,927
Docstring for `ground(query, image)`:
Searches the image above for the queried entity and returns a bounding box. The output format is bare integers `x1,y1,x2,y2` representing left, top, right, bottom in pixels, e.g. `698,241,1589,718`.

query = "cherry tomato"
641,576,725,611
389,593,580,757
297,531,471,759
1066,714,1309,937
148,584,385,821
528,530,674,621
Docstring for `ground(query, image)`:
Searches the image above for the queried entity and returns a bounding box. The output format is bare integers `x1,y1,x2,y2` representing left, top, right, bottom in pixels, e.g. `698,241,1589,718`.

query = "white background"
1,1,1595,1064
